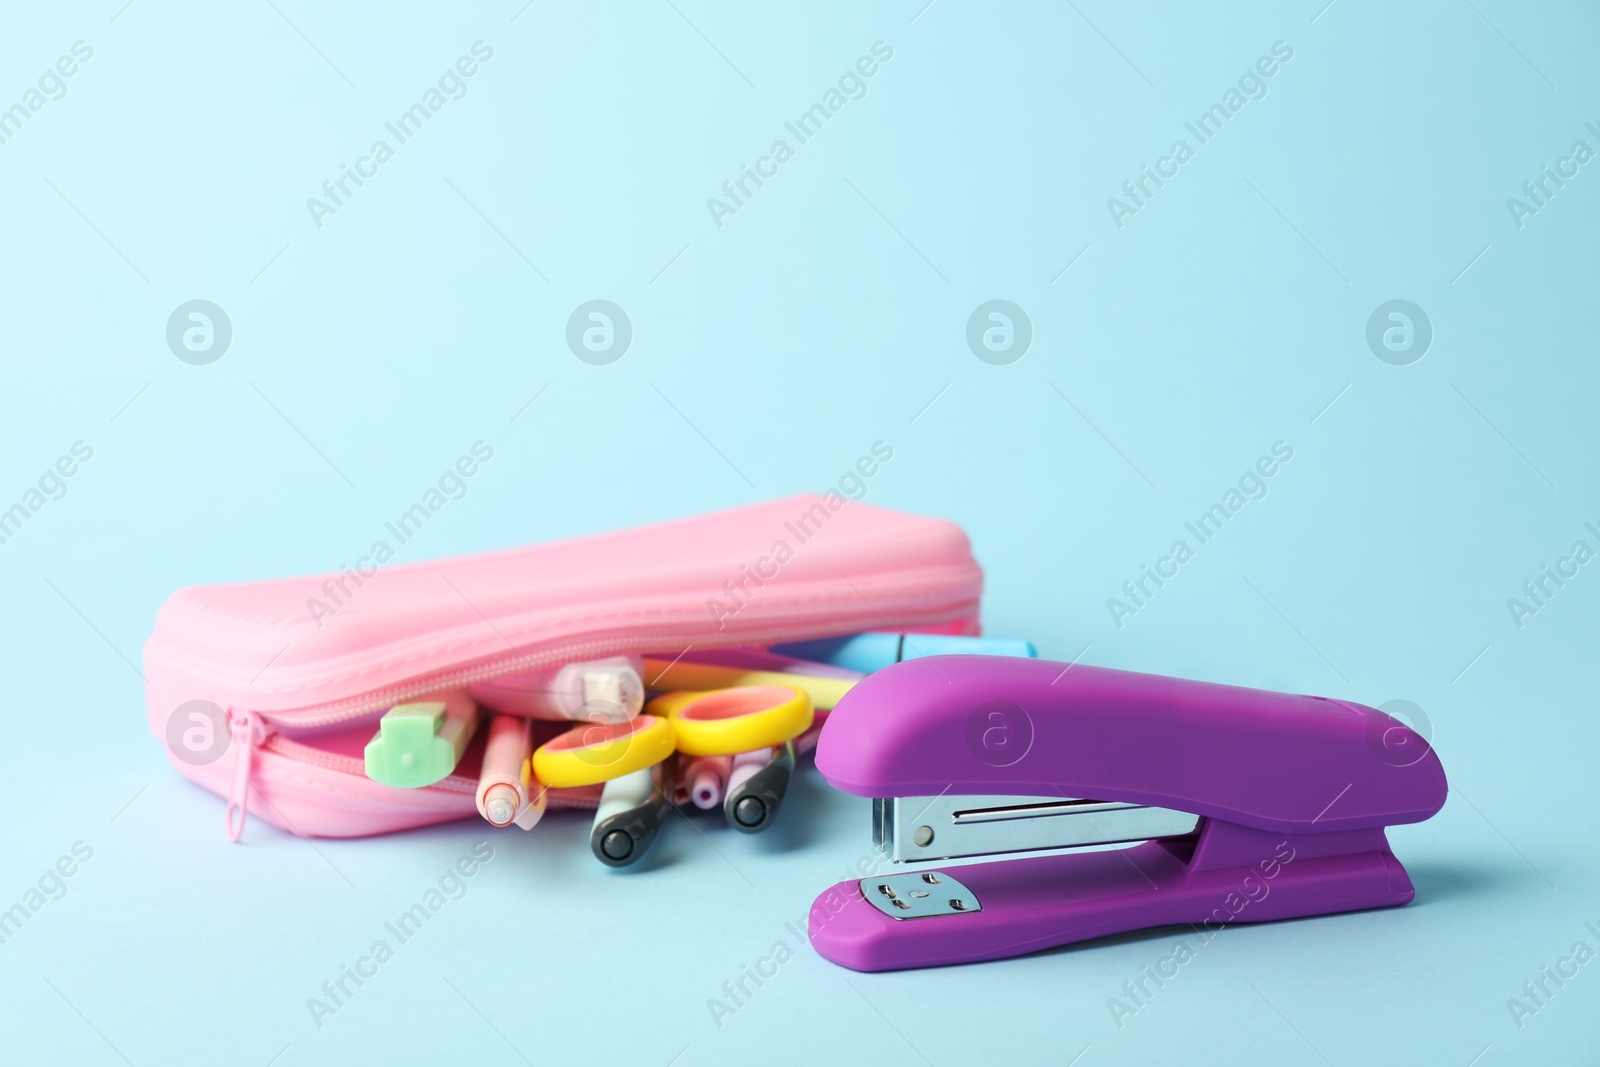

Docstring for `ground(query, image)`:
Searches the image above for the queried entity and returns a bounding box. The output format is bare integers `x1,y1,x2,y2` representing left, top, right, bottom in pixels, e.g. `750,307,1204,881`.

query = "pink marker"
476,715,544,829
683,755,733,810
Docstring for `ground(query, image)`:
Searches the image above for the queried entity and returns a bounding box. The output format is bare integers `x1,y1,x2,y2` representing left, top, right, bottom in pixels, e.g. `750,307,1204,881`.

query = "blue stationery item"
771,632,1036,674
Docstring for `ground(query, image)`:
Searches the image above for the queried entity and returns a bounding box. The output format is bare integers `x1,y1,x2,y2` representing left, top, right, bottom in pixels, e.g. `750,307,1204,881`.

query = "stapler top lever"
808,655,1448,972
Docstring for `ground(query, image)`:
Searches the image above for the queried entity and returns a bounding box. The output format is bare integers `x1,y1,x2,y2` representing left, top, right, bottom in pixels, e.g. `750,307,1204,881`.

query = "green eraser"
363,701,475,788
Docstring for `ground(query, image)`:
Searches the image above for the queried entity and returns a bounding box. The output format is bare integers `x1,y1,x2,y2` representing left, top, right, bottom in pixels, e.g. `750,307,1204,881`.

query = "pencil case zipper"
235,593,972,811
223,589,976,834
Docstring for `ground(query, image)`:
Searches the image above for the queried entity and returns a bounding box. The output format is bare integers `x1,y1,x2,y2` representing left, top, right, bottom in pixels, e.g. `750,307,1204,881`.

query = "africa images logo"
965,699,1033,767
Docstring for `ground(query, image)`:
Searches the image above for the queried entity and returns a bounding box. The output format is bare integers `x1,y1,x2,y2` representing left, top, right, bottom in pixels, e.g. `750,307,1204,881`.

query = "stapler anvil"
809,656,1448,972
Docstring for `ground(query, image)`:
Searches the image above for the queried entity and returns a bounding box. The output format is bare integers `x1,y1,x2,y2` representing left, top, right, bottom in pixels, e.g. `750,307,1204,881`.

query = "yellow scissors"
648,684,813,832
533,713,677,869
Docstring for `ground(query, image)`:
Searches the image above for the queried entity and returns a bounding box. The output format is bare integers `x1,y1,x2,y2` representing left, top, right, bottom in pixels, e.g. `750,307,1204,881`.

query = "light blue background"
1,1,1596,1064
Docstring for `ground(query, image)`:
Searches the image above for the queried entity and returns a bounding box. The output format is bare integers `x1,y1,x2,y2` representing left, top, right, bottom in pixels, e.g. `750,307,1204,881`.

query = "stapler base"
809,821,1415,972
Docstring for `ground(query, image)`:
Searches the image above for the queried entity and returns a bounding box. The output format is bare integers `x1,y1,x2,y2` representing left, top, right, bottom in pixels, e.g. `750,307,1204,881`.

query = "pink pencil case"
143,495,984,841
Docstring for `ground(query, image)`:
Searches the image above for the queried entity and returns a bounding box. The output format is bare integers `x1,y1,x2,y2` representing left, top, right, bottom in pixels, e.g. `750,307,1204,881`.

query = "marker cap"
773,633,1038,673
364,699,478,789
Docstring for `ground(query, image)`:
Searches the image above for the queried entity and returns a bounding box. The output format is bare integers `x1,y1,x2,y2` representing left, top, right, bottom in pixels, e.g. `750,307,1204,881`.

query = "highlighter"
364,693,480,789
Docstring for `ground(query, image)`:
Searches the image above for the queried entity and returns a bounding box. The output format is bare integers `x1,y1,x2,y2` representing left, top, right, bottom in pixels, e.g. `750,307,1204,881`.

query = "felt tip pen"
476,714,544,829
683,755,732,810
771,632,1037,674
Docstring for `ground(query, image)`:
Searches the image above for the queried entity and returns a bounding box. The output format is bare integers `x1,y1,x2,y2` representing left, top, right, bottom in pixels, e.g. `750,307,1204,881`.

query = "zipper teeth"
261,735,604,809
263,735,477,794
257,596,978,728
267,634,649,727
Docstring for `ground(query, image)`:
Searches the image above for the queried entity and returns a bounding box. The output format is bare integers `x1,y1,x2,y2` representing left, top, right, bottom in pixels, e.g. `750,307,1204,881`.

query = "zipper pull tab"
224,710,271,842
